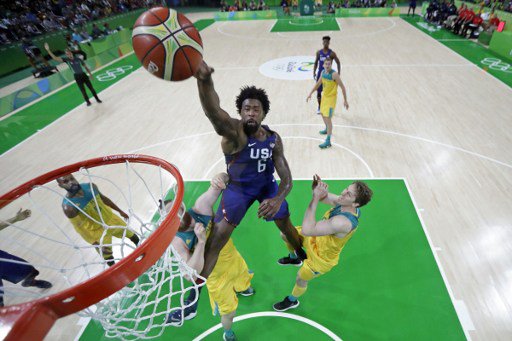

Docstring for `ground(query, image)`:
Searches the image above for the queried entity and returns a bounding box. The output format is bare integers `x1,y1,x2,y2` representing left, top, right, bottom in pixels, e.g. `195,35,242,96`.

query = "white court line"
0,51,136,121
131,123,512,172
399,17,512,93
1,63,142,157
272,123,512,170
192,311,342,341
437,39,471,41
403,178,474,340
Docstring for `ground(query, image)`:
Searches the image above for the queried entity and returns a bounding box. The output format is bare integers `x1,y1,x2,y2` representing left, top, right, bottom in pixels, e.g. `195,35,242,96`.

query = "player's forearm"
276,178,293,201
194,187,223,215
187,241,206,275
320,192,338,206
102,196,126,216
47,50,61,62
302,197,320,234
340,84,348,103
197,76,225,131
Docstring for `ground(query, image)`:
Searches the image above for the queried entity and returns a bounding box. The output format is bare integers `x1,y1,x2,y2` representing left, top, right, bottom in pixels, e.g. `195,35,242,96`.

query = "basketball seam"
139,33,172,67
148,10,172,34
170,35,196,79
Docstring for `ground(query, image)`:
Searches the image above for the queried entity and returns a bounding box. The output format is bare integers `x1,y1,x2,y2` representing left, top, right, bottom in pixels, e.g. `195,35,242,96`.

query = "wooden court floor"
1,15,511,340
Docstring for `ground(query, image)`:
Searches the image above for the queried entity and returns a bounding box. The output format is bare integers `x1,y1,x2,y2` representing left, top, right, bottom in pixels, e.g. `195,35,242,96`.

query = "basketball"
132,7,203,81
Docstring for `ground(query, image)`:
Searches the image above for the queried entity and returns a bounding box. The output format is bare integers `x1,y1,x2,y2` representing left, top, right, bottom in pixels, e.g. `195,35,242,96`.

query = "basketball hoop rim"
0,154,184,340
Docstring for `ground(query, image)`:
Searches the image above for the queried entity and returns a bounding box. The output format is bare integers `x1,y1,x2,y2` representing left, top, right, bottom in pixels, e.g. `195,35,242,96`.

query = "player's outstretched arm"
258,134,292,219
0,208,31,231
192,172,228,216
195,61,239,140
332,51,341,74
94,184,128,219
44,43,63,63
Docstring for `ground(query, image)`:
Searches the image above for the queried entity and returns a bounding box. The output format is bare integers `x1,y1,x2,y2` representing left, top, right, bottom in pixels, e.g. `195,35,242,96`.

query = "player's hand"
44,42,50,51
306,94,311,102
211,173,228,190
258,197,282,219
14,208,31,222
88,73,93,79
343,101,349,110
313,181,328,201
194,222,207,243
194,60,214,80
312,174,322,189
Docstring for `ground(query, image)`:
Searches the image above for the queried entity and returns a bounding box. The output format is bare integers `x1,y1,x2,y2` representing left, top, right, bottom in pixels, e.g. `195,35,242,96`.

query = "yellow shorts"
320,98,336,118
295,226,333,278
207,239,253,316
76,225,134,245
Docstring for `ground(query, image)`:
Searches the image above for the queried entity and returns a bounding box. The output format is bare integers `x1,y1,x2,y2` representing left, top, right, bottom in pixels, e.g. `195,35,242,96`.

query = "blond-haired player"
307,57,349,149
273,175,372,311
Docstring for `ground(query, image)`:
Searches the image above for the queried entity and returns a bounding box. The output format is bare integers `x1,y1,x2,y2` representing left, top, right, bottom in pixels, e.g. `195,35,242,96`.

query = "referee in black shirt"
45,43,102,107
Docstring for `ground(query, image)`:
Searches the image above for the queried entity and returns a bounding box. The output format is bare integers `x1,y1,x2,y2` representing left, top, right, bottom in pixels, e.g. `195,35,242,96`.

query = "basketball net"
0,155,205,340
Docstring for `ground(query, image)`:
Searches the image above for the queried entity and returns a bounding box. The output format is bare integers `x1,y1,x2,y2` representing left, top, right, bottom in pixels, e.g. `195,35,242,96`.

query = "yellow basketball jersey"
321,70,338,100
64,184,126,244
303,207,360,274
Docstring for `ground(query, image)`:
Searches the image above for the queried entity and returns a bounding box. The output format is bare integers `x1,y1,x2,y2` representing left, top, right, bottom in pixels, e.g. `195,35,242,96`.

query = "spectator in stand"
462,10,483,37
242,0,248,10
0,0,151,46
292,0,298,11
455,6,475,35
249,0,257,10
71,28,85,43
103,22,113,35
282,0,291,15
327,1,336,13
482,11,500,31
452,3,468,33
91,23,103,39
408,0,417,16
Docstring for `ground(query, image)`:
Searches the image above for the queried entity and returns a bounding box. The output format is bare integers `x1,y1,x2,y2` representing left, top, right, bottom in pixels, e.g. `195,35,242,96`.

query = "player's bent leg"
277,232,304,266
201,220,235,278
274,218,306,260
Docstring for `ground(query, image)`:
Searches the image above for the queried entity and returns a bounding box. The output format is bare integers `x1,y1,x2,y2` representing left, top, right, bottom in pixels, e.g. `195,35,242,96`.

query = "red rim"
0,154,184,340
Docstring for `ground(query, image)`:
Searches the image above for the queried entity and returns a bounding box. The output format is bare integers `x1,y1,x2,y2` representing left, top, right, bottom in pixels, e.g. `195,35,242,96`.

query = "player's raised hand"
194,60,214,80
312,174,322,189
313,181,328,201
194,222,207,243
258,197,282,219
14,208,31,222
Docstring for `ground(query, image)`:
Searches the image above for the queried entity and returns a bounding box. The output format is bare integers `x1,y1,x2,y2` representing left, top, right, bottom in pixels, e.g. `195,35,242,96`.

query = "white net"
0,158,205,339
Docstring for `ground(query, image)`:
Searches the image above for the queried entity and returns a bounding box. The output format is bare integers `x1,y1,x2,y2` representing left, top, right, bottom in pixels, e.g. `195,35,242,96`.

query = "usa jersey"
225,125,276,183
316,49,332,79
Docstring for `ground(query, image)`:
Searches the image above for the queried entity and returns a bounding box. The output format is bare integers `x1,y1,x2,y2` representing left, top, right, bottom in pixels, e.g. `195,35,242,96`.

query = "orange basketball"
132,7,203,81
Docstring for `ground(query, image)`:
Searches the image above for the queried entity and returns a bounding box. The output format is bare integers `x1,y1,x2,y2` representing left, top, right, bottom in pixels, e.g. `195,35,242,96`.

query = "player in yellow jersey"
307,57,349,149
273,175,372,311
165,173,254,341
57,175,139,266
